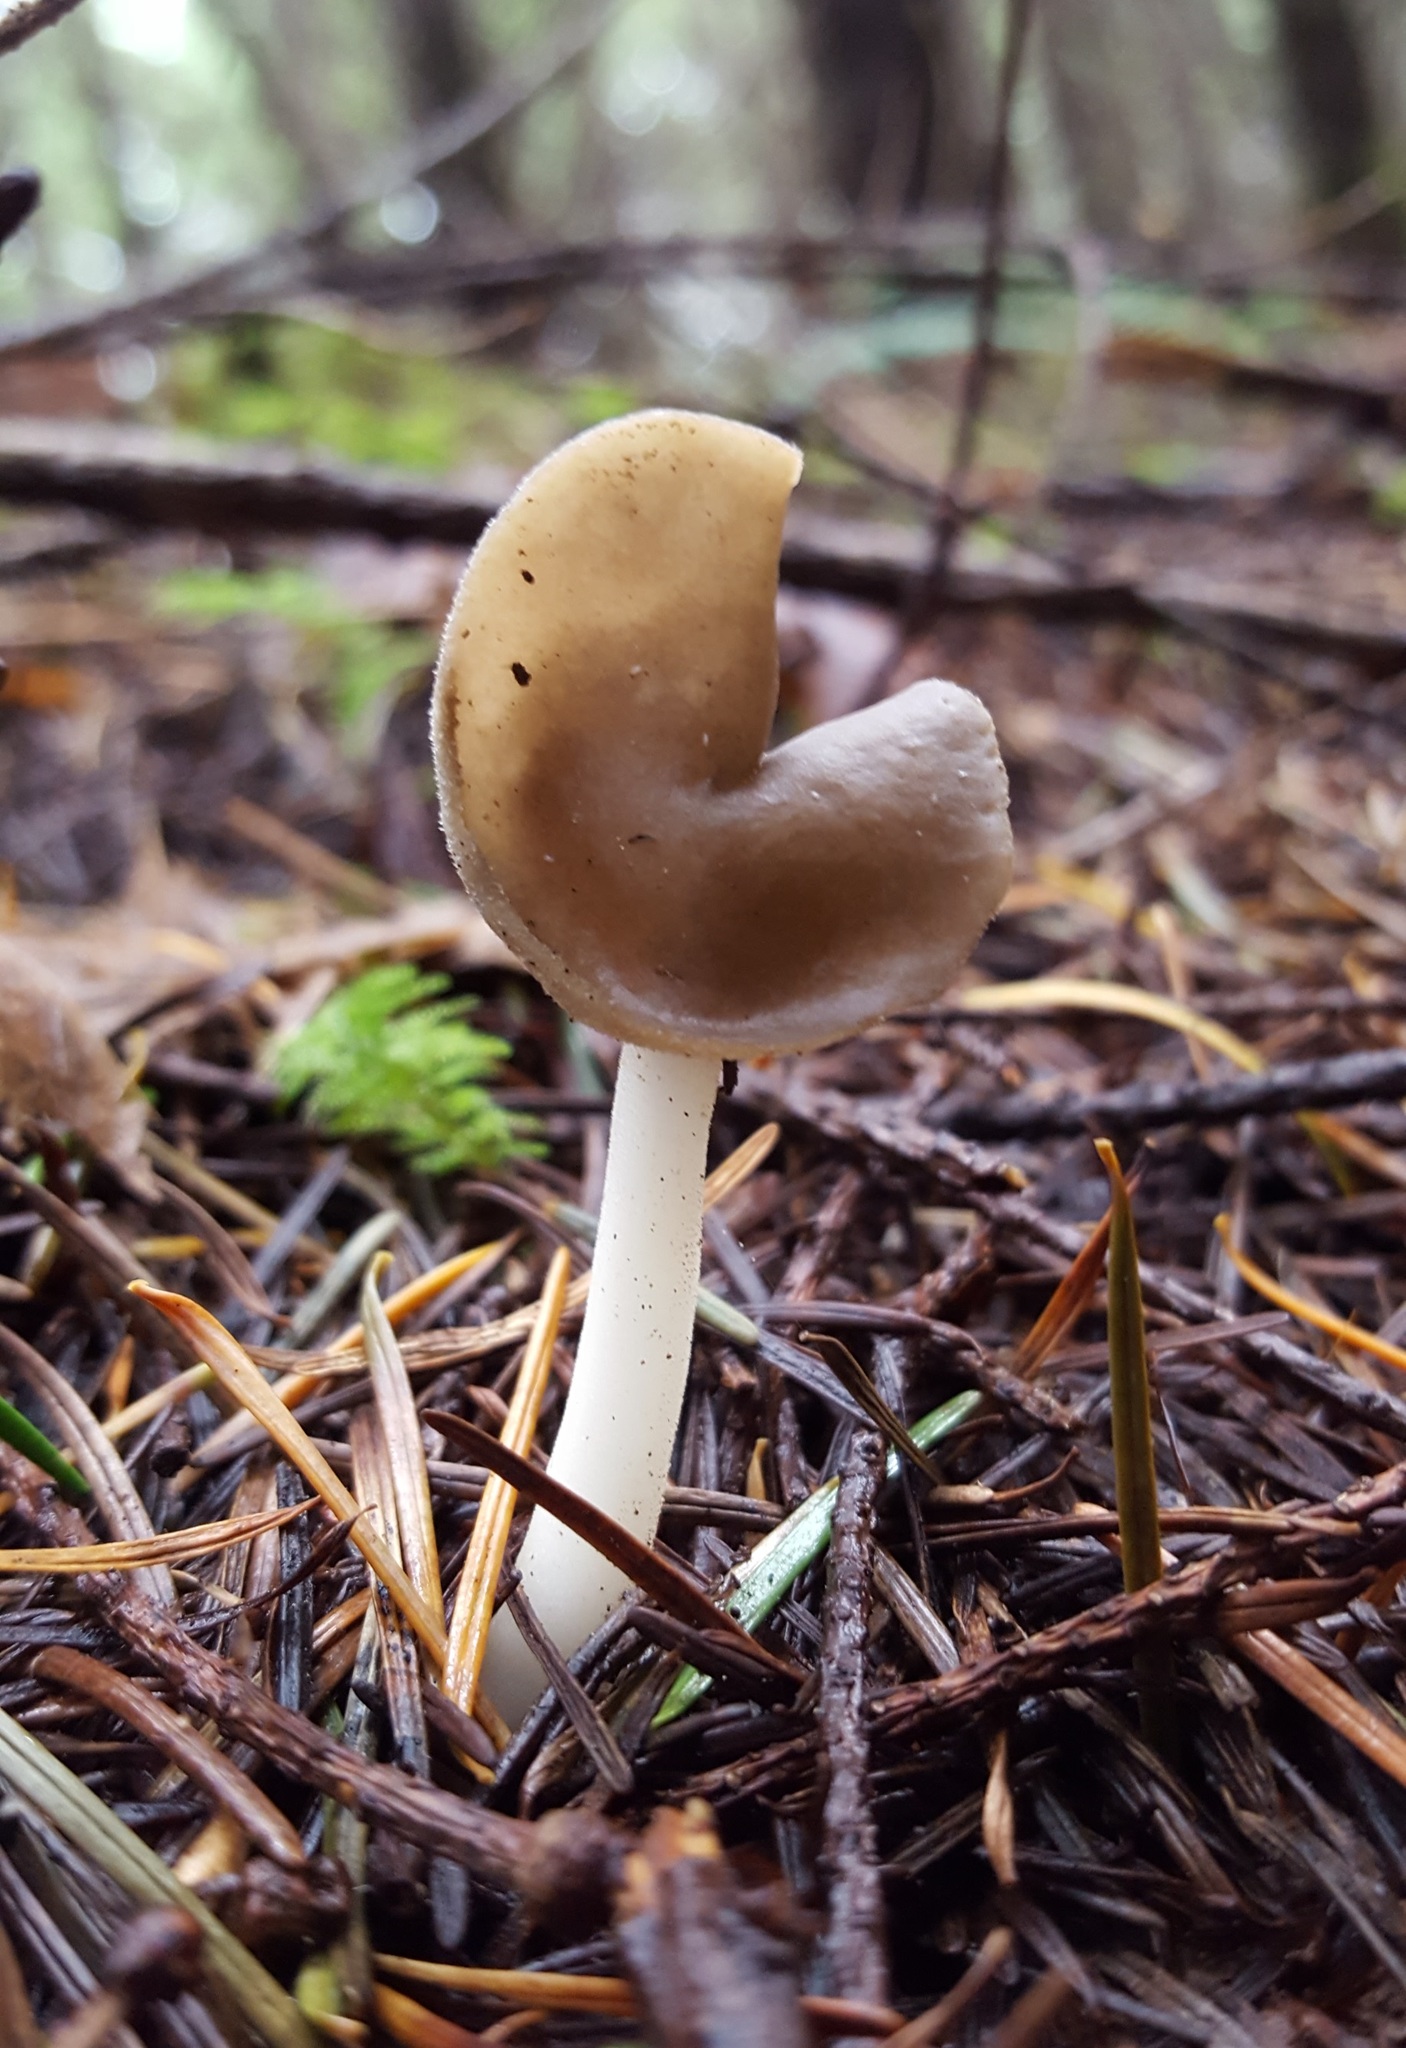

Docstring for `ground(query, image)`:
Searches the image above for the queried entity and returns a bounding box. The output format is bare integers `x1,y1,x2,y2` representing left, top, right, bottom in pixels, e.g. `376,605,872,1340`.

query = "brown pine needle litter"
131,1283,448,1663
14,376,1406,2044
360,1253,446,1639
1215,1215,1406,1373
0,1497,313,1572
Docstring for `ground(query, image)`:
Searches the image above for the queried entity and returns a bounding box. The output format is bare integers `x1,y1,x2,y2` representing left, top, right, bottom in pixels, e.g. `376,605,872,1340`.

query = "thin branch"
0,0,85,59
943,1044,1406,1140
0,0,613,359
919,0,1038,607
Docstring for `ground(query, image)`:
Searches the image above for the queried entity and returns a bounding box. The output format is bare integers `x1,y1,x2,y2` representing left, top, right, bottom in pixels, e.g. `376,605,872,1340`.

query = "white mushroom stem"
482,1041,720,1723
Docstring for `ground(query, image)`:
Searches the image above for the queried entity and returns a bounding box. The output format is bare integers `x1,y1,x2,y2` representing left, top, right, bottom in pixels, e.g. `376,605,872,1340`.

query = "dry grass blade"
360,1254,445,1636
131,1283,447,1666
0,1498,313,1572
0,1705,315,2048
0,1322,173,1607
32,1645,306,1867
443,1245,570,1717
1238,1628,1406,1793
1214,1217,1406,1373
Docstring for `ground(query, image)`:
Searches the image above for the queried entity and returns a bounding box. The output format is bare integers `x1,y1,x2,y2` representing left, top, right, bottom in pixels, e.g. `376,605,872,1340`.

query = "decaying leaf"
0,935,146,1170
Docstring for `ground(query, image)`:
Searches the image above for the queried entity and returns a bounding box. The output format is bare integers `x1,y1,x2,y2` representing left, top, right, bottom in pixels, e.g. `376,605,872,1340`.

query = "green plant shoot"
1096,1136,1177,1759
653,1388,982,1728
271,963,541,1176
0,1393,89,1498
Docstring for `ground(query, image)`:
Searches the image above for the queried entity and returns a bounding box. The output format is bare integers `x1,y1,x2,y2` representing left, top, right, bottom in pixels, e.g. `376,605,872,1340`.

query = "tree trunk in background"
1039,0,1145,243
1274,0,1402,256
391,0,476,125
388,0,509,232
793,0,987,220
205,0,345,209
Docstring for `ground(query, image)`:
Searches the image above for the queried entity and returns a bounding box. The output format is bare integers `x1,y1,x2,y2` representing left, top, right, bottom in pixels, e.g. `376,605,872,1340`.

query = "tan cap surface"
432,409,1012,1056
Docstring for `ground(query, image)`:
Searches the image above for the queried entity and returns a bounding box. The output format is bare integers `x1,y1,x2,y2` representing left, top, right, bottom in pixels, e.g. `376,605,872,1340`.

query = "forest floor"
3,277,1406,2048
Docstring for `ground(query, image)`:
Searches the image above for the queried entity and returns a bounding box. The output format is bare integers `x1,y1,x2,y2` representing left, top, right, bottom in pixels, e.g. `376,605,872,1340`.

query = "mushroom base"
481,1041,720,1724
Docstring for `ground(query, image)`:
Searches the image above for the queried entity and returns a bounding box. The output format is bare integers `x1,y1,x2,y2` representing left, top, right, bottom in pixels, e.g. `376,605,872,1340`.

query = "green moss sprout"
271,963,540,1175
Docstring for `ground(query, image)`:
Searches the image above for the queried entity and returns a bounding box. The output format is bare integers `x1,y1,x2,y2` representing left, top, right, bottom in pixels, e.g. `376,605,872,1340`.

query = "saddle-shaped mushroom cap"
433,409,1012,1056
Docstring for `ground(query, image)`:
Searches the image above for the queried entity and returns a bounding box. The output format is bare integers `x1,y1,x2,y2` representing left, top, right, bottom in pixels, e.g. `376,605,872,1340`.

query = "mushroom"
433,408,1011,1718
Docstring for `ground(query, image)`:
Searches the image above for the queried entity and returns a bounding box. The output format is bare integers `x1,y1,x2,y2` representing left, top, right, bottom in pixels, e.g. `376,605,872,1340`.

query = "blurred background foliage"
3,0,1406,480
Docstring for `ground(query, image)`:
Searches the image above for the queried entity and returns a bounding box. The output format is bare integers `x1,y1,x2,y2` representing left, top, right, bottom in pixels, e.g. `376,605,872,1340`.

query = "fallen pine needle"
1214,1217,1406,1374
131,1283,448,1667
372,1982,483,2048
700,1119,780,1206
373,1957,901,2036
958,978,1358,1185
375,1958,633,2016
184,1129,778,1472
103,1359,220,1443
958,977,1263,1072
255,1234,514,1453
883,1927,1014,2048
106,1237,510,1447
0,1706,314,2048
443,1245,571,1718
2,1322,174,1607
33,1643,306,1869
1013,1192,1115,1376
0,1497,315,1573
1238,1628,1406,1792
360,1255,446,1638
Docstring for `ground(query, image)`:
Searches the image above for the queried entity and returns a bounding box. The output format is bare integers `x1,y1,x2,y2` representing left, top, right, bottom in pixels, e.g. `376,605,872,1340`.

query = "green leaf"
271,963,541,1176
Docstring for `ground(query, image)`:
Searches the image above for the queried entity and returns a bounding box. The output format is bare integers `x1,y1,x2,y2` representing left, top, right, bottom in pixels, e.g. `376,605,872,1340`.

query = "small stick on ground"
817,1425,889,2014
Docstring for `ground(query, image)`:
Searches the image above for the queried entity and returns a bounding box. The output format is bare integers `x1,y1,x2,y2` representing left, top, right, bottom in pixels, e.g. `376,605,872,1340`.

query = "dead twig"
817,1427,888,2011
0,0,85,59
944,1044,1406,1138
